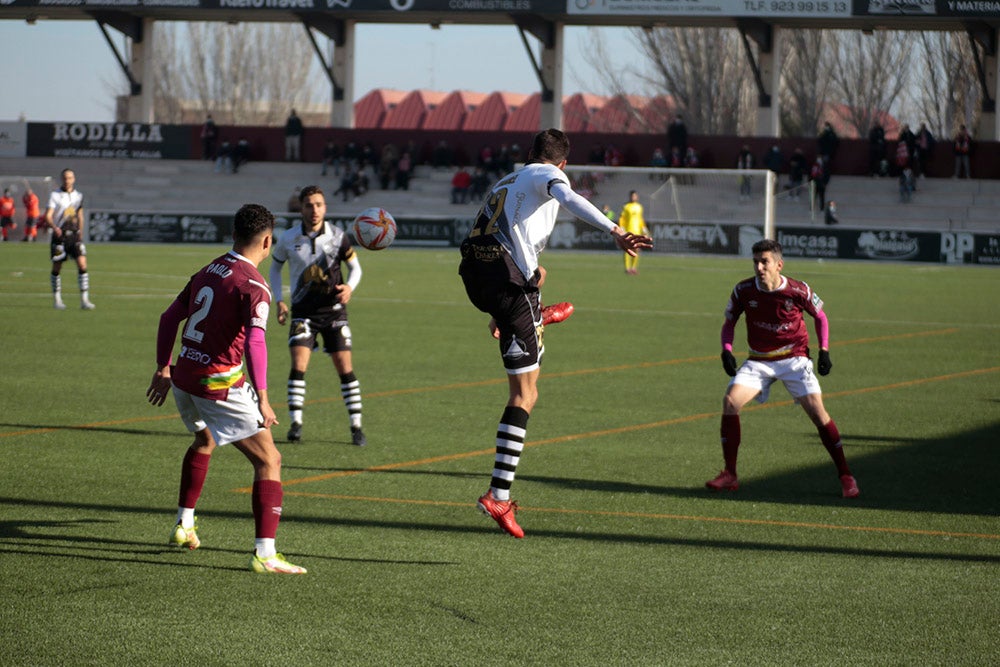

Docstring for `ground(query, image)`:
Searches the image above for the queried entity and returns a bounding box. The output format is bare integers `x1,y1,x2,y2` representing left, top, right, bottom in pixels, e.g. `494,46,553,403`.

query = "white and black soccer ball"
351,207,397,251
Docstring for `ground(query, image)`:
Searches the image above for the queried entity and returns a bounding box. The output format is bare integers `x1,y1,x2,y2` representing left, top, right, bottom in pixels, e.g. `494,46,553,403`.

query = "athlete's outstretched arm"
550,181,653,256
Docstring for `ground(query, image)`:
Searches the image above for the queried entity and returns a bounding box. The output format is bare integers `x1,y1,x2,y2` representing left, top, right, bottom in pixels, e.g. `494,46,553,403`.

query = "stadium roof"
351,89,679,134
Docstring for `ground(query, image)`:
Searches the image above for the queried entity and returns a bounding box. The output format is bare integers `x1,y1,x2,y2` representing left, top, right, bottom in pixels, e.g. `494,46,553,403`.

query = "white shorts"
172,383,264,446
731,356,821,404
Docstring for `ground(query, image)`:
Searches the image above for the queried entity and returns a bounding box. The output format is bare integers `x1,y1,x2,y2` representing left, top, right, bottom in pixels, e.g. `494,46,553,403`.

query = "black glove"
721,350,738,377
817,349,832,376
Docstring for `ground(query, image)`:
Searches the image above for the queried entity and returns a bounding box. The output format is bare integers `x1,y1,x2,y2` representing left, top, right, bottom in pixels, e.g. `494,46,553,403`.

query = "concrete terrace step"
1,157,997,232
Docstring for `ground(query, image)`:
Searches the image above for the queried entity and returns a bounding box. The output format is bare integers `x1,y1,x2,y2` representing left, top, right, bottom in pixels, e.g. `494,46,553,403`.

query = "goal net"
562,165,776,240
0,175,54,240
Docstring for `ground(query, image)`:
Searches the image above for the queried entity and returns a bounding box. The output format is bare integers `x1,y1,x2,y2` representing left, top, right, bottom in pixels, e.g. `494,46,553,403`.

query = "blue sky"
0,21,634,122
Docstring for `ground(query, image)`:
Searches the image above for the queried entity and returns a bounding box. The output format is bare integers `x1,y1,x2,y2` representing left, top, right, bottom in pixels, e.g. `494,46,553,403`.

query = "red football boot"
542,302,574,326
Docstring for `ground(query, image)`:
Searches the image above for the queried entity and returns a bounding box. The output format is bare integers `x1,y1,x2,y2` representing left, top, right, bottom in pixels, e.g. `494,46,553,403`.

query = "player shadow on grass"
0,422,176,438
1,497,996,566
0,508,458,569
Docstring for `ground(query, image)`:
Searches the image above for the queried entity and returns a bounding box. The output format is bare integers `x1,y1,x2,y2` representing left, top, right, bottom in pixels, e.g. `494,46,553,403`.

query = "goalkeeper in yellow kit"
618,190,649,274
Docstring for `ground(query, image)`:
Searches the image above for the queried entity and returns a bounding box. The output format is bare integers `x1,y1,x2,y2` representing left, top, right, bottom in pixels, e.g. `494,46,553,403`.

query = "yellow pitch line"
0,327,969,440
261,365,1000,492
278,492,1000,541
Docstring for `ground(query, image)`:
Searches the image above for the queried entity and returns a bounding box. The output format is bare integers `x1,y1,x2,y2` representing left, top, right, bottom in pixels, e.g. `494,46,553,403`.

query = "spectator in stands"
233,137,250,173
510,142,523,166
825,201,839,225
361,142,376,170
432,140,453,169
451,168,472,204
810,156,830,211
496,144,514,175
334,166,367,202
787,148,806,200
379,143,399,190
898,123,917,173
683,146,699,168
899,168,914,203
284,109,304,162
200,114,217,160
953,125,972,178
894,138,910,177
470,166,490,202
395,152,413,191
604,145,624,167
321,139,340,177
915,123,935,178
763,145,784,176
343,141,360,170
868,121,886,177
667,114,688,158
287,187,302,213
587,144,606,165
817,121,839,166
650,147,668,168
478,144,497,178
736,144,755,202
214,140,233,174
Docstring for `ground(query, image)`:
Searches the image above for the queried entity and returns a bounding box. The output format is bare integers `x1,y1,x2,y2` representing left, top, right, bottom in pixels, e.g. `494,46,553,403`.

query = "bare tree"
580,26,753,135
133,22,321,124
826,30,911,137
915,32,979,138
634,27,753,135
780,29,831,137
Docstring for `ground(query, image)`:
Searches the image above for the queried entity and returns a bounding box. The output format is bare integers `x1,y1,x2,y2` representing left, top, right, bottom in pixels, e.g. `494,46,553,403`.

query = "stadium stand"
1,155,997,232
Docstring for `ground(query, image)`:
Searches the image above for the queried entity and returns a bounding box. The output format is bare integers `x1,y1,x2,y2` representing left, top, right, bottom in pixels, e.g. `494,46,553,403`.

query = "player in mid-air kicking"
487,266,574,339
706,238,859,499
460,128,653,538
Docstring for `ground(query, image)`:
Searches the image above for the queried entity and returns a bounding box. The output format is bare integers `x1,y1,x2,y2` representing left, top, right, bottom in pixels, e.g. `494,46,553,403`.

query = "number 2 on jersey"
183,286,214,343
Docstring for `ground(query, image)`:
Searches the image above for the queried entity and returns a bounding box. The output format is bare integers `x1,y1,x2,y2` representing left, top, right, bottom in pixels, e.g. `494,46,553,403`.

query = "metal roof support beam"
93,13,142,97
300,16,344,100
966,24,998,139
967,25,997,113
514,15,563,129
737,19,772,107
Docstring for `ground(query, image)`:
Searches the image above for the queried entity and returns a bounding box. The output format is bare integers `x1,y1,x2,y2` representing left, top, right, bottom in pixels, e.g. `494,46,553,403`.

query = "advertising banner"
568,0,851,18
87,209,999,265
1,0,563,11
853,0,1000,18
88,211,231,243
27,123,193,160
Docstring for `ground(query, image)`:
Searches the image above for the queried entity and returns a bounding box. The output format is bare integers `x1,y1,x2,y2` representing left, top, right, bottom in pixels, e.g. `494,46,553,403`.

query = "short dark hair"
752,239,783,258
527,128,570,165
232,204,274,245
298,185,324,204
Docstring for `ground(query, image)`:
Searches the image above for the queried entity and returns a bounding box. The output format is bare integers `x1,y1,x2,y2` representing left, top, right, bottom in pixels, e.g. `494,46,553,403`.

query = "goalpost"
562,165,777,241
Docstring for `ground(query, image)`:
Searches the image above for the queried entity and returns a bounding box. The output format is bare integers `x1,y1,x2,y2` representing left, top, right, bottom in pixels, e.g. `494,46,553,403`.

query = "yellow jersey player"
618,190,648,275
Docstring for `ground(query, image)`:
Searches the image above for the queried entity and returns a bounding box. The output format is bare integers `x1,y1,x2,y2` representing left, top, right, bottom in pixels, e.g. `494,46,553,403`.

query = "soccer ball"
351,207,396,251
